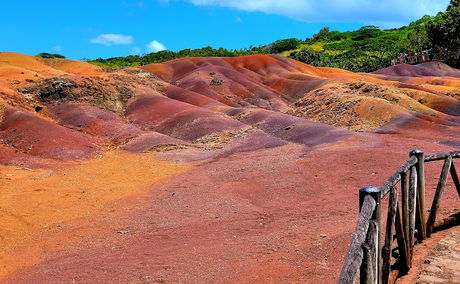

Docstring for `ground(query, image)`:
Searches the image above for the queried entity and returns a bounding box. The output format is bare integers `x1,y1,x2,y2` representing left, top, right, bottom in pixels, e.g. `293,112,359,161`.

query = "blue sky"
1,0,450,60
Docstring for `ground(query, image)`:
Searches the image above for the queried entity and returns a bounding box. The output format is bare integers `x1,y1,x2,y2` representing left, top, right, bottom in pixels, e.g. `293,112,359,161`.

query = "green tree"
425,6,460,50
351,25,382,41
406,15,433,51
262,38,302,54
448,0,460,10
312,27,330,41
36,53,66,59
290,48,325,66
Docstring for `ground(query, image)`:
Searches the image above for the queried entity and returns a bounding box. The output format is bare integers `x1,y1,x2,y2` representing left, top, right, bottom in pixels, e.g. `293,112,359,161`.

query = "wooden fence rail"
338,150,460,284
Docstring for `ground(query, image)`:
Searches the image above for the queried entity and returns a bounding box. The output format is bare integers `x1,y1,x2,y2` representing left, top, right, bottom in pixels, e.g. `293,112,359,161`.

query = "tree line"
40,0,460,72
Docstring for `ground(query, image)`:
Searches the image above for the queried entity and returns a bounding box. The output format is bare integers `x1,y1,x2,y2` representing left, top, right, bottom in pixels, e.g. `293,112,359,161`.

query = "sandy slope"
0,52,459,283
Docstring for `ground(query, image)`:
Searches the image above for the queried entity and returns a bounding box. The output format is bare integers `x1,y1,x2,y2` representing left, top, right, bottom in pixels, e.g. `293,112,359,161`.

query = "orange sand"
0,52,64,83
39,58,103,76
0,151,190,280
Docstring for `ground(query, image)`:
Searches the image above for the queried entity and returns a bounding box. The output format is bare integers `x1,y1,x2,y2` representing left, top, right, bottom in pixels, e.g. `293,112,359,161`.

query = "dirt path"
416,226,460,283
4,130,460,283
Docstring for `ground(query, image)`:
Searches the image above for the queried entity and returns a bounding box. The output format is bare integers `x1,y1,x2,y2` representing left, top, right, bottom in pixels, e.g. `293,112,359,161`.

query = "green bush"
290,48,324,66
350,25,382,41
262,38,302,54
426,6,460,50
88,46,261,68
312,27,347,42
36,53,66,59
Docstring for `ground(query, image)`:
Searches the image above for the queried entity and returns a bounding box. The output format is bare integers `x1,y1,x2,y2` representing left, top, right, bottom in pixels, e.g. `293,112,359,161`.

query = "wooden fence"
338,150,460,284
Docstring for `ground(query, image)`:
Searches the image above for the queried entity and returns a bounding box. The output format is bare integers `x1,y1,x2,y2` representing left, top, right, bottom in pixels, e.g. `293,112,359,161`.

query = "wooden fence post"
449,161,460,197
382,186,398,284
359,186,381,284
395,204,409,274
410,150,426,242
400,171,411,266
338,194,377,284
427,156,452,237
408,166,417,263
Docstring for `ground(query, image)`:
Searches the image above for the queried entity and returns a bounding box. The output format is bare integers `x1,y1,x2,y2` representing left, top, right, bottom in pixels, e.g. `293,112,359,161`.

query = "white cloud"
146,40,167,52
235,17,243,23
128,1,146,8
52,46,62,52
187,0,450,26
91,34,133,46
131,47,142,55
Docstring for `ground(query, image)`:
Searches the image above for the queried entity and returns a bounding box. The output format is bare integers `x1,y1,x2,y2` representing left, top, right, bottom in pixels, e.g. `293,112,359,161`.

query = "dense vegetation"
36,53,66,59
290,25,409,72
293,1,460,72
86,0,459,72
88,47,260,68
422,3,460,51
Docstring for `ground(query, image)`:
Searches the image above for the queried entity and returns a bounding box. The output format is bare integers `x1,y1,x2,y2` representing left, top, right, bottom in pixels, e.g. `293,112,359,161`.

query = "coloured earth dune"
0,52,459,283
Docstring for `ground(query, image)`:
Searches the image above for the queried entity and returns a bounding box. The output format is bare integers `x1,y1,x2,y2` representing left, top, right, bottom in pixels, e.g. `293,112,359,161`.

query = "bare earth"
417,227,460,283
0,52,459,283
398,226,460,284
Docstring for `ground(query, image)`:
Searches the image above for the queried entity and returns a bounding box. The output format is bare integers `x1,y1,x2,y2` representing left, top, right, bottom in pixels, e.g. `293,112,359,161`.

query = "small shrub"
36,53,66,59
262,38,302,54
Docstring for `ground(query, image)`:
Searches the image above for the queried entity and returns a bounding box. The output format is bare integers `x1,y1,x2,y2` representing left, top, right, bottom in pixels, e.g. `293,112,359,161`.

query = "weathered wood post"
400,171,411,266
408,165,417,261
338,191,377,284
427,156,452,237
382,187,398,284
410,150,426,242
395,204,409,274
359,186,381,284
450,162,460,197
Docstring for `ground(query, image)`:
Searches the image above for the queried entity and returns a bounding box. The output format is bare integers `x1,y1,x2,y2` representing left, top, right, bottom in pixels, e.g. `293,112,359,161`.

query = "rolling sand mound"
374,61,460,78
0,52,64,83
0,52,60,73
0,107,99,160
1,53,459,161
288,80,460,131
40,58,104,76
126,94,245,141
1,53,460,283
49,101,143,140
0,53,104,78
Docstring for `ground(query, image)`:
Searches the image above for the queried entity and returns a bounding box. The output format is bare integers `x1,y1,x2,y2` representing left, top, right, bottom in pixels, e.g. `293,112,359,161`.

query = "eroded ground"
0,52,460,283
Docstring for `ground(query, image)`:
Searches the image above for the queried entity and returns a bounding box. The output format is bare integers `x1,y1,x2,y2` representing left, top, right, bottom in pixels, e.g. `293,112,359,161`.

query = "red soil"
374,62,460,78
0,107,99,160
125,94,244,141
0,53,459,283
49,101,143,141
4,134,459,284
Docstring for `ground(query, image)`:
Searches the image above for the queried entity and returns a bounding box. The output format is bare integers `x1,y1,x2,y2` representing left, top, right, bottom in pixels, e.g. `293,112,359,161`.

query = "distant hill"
87,1,459,72
86,25,412,73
